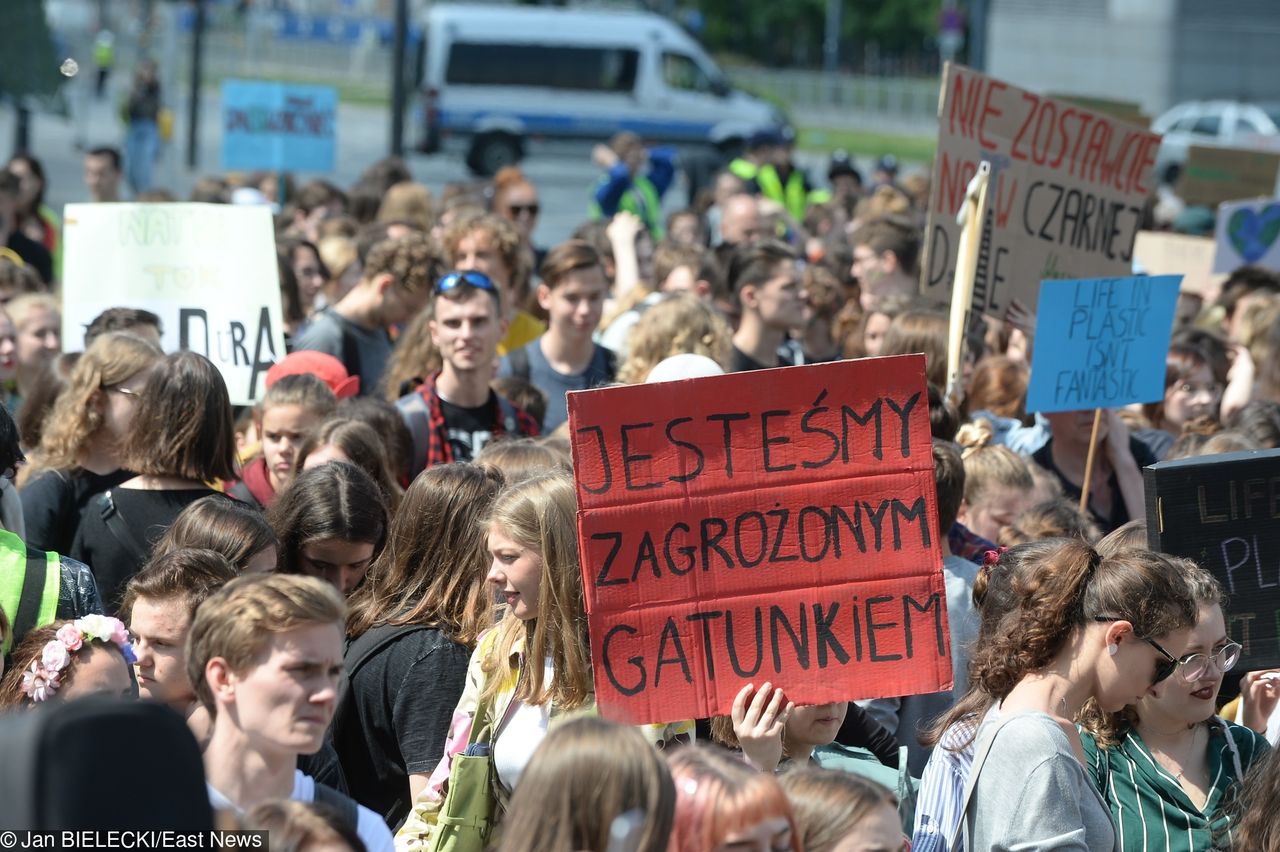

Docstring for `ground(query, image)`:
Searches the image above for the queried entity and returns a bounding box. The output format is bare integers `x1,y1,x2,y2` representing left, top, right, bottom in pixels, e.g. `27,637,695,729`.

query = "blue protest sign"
221,79,337,173
1025,275,1181,413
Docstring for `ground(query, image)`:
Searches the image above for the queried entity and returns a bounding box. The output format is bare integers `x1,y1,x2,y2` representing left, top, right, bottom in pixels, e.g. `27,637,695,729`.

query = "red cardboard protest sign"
567,355,951,726
922,63,1161,317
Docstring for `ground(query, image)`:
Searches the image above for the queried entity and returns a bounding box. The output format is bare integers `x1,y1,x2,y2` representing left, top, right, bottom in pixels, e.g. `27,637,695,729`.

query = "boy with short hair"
123,547,238,714
397,272,539,476
726,240,808,372
851,216,920,310
498,240,615,432
187,573,393,852
295,233,442,395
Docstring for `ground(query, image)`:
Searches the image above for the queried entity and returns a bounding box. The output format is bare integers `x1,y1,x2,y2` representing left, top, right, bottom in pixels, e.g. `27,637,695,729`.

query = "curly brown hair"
363,231,443,296
968,540,1198,703
19,332,162,485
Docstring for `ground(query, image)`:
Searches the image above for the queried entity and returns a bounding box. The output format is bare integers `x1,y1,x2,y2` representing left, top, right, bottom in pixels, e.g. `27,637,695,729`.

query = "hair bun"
955,419,994,455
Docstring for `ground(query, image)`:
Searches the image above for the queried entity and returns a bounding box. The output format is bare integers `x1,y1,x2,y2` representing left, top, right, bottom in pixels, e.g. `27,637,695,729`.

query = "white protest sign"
62,203,286,405
1213,197,1280,273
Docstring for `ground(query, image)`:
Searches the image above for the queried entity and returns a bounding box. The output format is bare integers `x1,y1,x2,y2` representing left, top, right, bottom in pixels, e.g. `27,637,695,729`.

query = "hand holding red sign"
567,355,951,726
732,682,795,773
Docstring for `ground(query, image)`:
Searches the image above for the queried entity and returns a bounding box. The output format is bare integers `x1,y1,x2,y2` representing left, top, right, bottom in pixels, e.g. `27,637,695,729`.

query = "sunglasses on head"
435,270,499,295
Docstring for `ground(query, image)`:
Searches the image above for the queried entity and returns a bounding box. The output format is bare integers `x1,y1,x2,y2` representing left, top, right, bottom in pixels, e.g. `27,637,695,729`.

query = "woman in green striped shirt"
1080,563,1273,850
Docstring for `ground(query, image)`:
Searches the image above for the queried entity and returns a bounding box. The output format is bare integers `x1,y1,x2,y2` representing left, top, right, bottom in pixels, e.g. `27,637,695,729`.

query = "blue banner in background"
1025,275,1182,413
221,79,337,173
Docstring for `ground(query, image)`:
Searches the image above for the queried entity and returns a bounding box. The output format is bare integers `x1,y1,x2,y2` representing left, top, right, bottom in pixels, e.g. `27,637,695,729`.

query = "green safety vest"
0,529,60,655
758,164,819,221
590,174,665,241
729,157,759,182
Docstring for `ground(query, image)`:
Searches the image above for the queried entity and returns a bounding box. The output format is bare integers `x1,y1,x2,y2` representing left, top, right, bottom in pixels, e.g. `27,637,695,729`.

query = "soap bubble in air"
60,58,80,77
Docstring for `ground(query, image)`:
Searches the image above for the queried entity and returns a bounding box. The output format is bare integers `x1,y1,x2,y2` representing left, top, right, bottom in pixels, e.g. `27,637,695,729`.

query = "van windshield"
446,42,640,93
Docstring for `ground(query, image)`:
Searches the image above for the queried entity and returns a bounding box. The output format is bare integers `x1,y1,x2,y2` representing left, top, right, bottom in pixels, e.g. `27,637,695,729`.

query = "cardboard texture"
567,355,951,726
922,64,1160,317
1213,197,1280,273
1133,231,1224,300
1025,275,1180,413
1181,145,1280,208
221,79,337,173
62,203,288,405
1145,449,1280,672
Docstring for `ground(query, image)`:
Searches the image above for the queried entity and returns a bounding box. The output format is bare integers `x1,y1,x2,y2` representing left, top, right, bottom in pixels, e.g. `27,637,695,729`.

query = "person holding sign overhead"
1031,409,1153,533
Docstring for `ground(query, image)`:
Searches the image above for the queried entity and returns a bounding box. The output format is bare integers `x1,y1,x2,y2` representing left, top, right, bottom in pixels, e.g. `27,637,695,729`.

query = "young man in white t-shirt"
187,573,393,852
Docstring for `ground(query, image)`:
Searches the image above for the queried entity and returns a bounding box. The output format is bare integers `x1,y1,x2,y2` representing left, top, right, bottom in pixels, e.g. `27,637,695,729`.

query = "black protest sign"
1145,449,1280,671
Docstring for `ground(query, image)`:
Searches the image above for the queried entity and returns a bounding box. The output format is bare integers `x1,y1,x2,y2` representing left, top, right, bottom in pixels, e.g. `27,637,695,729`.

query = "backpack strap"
99,491,148,558
396,391,432,477
1217,718,1245,780
12,547,59,648
948,712,1009,852
313,781,361,836
496,395,519,435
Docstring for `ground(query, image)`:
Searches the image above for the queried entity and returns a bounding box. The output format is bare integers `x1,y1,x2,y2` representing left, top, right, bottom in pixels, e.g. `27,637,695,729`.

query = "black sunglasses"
435,270,499,295
1094,616,1178,684
508,203,539,216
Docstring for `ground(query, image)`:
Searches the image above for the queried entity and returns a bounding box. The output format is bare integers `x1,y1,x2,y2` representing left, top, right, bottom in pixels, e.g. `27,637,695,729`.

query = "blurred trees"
692,0,943,72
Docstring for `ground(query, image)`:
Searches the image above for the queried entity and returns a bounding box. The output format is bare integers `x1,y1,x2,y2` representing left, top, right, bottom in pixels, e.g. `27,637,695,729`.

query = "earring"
1107,644,1118,657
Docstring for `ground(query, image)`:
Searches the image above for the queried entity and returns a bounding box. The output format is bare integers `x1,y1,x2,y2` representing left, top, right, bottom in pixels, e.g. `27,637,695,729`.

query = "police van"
417,3,785,175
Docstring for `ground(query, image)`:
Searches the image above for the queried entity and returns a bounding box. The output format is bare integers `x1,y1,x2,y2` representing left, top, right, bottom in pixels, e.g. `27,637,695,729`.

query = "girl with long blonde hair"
396,472,692,847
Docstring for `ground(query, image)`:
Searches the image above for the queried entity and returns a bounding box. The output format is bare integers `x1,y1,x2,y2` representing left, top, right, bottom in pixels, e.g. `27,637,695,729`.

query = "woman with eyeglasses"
959,540,1200,851
18,332,162,554
1078,562,1271,851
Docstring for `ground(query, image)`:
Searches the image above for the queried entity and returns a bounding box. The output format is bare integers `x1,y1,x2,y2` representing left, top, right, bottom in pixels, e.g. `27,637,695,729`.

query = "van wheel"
467,133,523,177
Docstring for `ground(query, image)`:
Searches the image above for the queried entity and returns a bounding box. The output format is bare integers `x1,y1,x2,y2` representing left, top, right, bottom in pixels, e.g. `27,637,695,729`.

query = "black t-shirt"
1031,437,1158,533
331,625,471,829
439,398,495,462
729,346,776,373
70,487,223,613
6,230,54,284
20,468,134,555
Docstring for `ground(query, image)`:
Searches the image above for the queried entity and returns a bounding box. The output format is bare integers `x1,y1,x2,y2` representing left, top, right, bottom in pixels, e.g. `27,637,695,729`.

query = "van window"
446,42,639,92
662,52,712,93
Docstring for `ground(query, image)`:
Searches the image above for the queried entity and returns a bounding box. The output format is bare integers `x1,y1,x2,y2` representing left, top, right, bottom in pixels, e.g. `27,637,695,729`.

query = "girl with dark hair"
296,418,403,514
71,351,238,612
960,542,1200,850
334,464,502,826
151,495,279,574
1140,340,1227,458
6,153,60,271
268,461,388,597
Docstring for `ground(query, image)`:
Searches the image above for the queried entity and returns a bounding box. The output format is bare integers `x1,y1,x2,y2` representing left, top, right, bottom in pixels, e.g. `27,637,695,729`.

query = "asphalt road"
3,78,840,248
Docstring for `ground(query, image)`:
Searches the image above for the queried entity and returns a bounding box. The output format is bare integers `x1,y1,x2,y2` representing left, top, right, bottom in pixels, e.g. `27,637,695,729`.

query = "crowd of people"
2,123,1280,851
